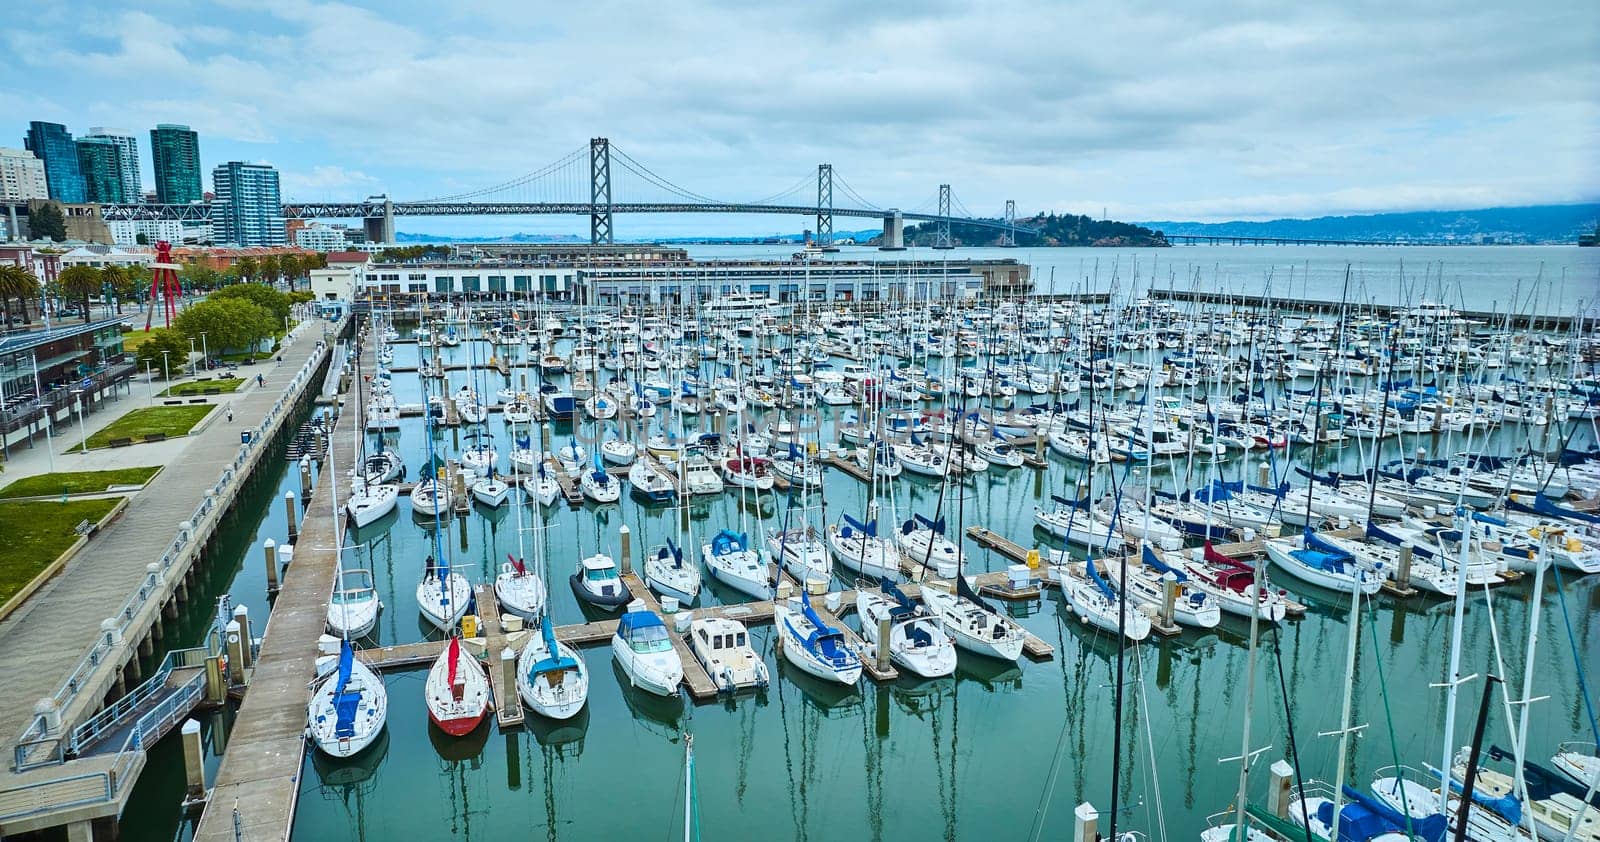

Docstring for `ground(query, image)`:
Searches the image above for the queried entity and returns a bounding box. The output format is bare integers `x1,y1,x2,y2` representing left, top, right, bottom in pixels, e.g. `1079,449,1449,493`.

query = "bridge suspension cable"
832,172,880,211
609,146,727,205
416,145,588,203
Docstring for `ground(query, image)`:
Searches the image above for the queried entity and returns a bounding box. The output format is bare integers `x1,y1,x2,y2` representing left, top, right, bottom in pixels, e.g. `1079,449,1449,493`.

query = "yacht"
570,553,631,610
688,617,770,694
612,607,684,697
424,637,489,736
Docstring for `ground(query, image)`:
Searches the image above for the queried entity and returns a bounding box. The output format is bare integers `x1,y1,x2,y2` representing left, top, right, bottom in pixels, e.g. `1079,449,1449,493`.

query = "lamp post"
188,337,197,377
161,350,171,384
200,332,208,372
31,351,54,472
145,361,154,405
71,389,87,454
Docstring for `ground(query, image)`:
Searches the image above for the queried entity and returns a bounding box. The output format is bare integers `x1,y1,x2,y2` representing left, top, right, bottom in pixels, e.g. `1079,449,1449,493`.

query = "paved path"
0,319,332,745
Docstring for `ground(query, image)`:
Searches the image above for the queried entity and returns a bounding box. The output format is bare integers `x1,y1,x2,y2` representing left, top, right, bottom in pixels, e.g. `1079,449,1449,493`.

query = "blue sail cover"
1086,556,1117,602
333,640,360,738
841,514,877,538
532,619,578,676
1141,544,1187,582
882,579,916,617
1342,785,1445,842
710,529,747,557
664,537,683,567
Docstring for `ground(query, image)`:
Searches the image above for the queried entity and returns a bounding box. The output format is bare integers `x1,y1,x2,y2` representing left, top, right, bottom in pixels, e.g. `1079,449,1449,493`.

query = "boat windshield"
628,625,674,654
584,567,616,582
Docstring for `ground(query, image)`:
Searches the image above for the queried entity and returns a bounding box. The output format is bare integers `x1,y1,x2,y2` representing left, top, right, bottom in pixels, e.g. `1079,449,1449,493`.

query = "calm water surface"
116,250,1600,842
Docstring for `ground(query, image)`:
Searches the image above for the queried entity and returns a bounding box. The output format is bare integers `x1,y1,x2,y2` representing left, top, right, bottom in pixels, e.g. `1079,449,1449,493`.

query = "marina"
0,244,1595,842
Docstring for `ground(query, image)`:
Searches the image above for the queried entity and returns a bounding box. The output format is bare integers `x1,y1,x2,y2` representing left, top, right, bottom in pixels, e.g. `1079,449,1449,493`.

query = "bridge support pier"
363,196,394,245
879,210,905,251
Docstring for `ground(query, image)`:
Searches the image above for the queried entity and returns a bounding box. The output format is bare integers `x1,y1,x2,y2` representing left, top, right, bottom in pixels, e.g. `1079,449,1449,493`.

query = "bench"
143,432,167,442
203,388,221,395
163,399,185,406
73,519,93,536
188,398,208,404
107,437,134,448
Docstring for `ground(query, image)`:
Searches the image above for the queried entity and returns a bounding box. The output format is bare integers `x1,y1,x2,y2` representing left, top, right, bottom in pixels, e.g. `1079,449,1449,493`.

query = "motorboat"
774,594,862,686
857,582,957,678
722,453,775,491
326,567,380,639
570,553,631,610
612,607,684,697
424,637,489,736
517,619,589,720
307,638,388,758
688,617,769,694
682,453,724,495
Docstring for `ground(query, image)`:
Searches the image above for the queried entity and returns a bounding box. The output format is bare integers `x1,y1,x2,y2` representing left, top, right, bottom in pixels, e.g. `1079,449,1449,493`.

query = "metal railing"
8,320,343,776
66,646,208,758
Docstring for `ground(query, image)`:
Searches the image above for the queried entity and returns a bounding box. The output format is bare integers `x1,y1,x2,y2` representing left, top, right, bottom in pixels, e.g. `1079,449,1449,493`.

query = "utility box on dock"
240,431,252,444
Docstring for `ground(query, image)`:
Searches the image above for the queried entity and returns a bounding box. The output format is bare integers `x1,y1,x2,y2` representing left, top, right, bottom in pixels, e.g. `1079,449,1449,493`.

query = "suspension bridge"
96,138,1030,248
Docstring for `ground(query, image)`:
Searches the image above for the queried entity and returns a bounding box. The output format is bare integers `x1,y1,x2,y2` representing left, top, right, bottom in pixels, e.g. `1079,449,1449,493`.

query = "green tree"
100,265,131,313
56,265,101,323
133,328,191,378
29,203,67,242
208,282,290,324
279,253,301,290
257,254,280,287
0,265,41,326
179,262,221,291
174,298,275,359
234,256,259,284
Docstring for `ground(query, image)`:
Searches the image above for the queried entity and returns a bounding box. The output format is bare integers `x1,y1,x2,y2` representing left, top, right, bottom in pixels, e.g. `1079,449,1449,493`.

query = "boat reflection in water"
611,660,686,740
427,709,491,762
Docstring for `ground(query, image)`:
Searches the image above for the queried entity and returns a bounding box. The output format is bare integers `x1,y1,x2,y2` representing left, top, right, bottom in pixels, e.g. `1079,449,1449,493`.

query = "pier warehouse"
354,245,1030,306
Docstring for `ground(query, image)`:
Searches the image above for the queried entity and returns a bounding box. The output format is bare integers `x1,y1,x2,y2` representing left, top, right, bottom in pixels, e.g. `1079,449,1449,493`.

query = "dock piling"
1267,760,1295,818
876,616,891,673
233,605,252,669
284,491,298,541
619,525,631,574
1160,572,1178,629
1073,803,1098,842
225,621,245,686
263,538,279,595
181,719,207,807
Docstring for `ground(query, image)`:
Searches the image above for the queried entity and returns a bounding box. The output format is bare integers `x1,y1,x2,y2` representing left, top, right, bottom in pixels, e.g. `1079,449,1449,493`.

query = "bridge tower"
362,195,394,245
1002,199,1016,247
933,184,953,250
590,138,613,245
815,164,833,247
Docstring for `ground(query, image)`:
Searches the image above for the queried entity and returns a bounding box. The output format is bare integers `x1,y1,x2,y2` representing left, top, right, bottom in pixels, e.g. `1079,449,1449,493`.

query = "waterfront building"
293,222,349,252
22,122,85,203
81,128,140,199
356,247,1027,306
211,162,285,247
150,124,202,204
59,245,153,270
0,148,49,203
74,138,129,204
0,316,133,454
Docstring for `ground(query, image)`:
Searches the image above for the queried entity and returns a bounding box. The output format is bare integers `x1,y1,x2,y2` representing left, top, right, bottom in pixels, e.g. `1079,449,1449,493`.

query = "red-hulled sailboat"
425,636,490,736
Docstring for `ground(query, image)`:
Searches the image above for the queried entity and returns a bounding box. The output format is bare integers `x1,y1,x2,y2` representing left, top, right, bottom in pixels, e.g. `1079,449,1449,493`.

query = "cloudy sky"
4,0,1596,237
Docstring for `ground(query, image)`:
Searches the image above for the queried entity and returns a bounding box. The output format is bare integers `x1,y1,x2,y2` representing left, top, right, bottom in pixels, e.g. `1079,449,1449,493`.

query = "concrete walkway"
0,361,286,486
0,317,333,745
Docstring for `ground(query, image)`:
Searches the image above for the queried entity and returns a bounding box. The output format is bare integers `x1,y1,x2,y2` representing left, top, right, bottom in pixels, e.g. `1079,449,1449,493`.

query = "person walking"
256,373,265,388
226,405,234,423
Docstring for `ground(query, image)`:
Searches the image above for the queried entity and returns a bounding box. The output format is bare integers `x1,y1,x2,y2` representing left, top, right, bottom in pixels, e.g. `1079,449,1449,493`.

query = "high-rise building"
22,121,86,202
212,161,285,247
82,128,140,199
292,221,349,251
76,138,129,203
0,147,49,202
150,124,202,204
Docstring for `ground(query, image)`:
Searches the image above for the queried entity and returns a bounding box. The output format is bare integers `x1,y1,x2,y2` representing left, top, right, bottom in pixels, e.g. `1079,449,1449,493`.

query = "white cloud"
1,0,1594,230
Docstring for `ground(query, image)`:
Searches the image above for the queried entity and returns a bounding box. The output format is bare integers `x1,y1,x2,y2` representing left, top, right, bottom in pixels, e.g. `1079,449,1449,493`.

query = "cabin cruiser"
612,607,684,697
688,617,770,693
570,553,631,610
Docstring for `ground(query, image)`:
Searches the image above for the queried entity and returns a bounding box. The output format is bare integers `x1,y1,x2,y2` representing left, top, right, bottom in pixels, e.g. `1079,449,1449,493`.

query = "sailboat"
326,441,381,640
517,616,589,720
645,536,701,606
417,551,472,632
827,513,899,580
308,637,388,758
774,590,862,686
346,371,399,526
424,636,489,736
495,553,547,623
1062,555,1152,642
702,529,772,600
921,572,1026,660
857,579,957,678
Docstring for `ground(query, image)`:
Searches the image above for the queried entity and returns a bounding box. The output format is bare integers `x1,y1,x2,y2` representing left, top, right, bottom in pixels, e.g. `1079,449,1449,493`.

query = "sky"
3,0,1597,238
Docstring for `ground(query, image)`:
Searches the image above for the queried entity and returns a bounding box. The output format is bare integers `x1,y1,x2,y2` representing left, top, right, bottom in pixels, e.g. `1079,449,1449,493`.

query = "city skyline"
1,1,1595,238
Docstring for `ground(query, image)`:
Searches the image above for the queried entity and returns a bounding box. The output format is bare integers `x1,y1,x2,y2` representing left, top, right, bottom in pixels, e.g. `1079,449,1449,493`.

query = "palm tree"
56,266,102,323
279,253,301,290
258,254,280,288
234,256,259,284
0,265,41,327
101,265,129,313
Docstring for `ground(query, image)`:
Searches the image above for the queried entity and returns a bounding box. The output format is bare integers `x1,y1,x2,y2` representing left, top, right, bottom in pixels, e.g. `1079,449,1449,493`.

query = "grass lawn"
119,330,168,355
0,498,121,605
0,467,161,499
78,405,214,450
160,378,244,397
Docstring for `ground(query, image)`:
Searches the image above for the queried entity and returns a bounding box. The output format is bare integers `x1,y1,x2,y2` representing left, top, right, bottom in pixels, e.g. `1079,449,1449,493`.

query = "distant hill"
873,212,1169,248
1138,203,1600,245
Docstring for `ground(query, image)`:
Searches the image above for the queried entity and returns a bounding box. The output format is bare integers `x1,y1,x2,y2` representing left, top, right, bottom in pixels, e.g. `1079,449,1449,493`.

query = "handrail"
8,324,342,775
68,646,208,756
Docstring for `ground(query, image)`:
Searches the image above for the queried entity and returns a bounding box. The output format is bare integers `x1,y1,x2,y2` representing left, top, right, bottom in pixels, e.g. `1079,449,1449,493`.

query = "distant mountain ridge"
1138,203,1600,244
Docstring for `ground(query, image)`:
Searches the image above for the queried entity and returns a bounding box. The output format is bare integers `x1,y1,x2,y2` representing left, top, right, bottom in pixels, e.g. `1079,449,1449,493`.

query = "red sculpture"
145,240,182,331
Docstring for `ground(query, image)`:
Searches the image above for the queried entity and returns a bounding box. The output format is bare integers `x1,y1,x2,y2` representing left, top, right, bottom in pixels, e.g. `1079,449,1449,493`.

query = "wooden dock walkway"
192,337,362,842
